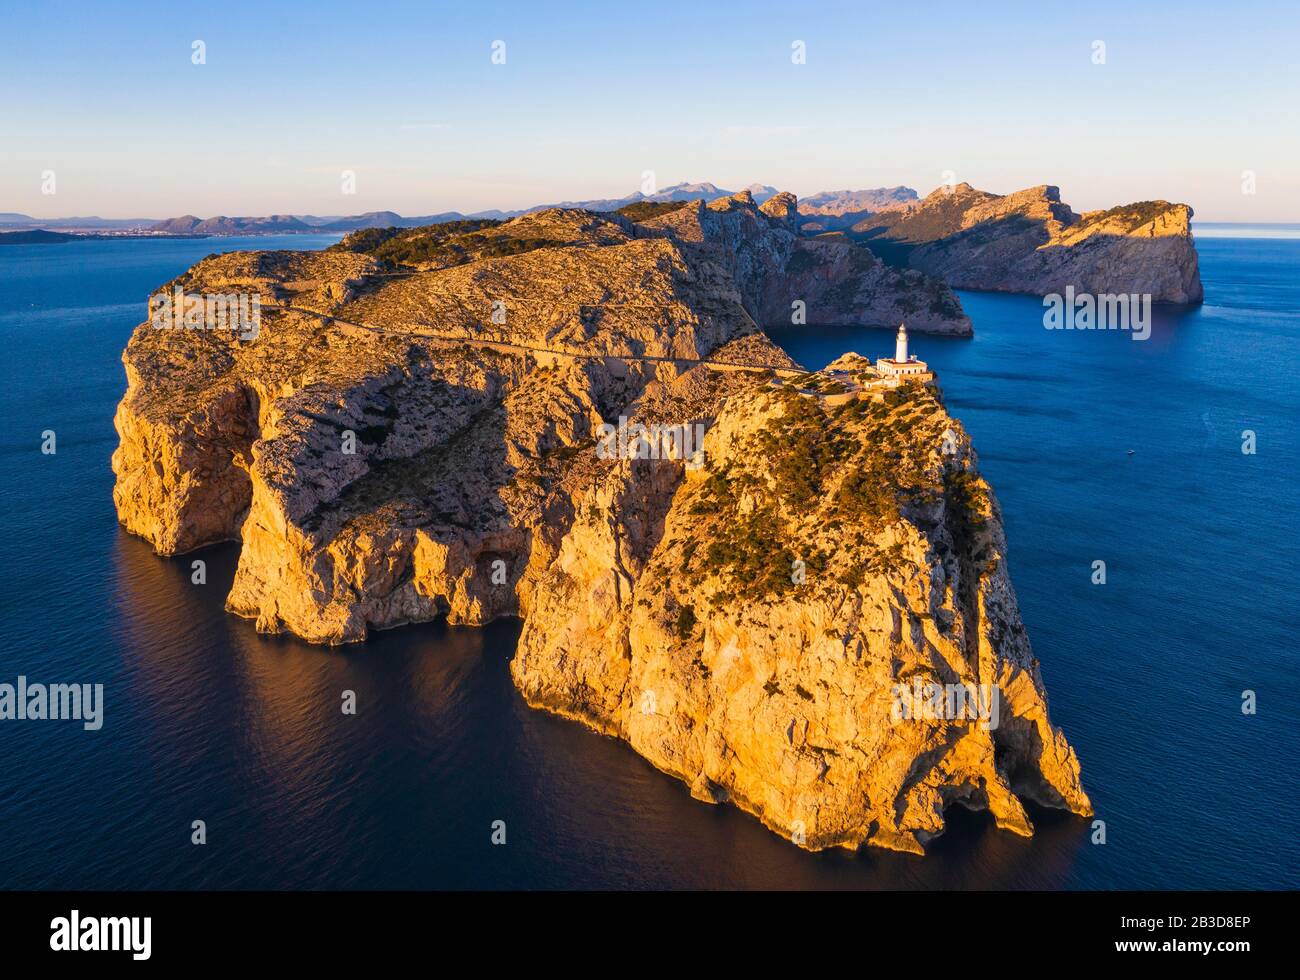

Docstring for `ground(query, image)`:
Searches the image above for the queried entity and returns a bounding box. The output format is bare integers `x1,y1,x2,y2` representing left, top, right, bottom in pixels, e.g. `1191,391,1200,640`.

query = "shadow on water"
44,530,1093,890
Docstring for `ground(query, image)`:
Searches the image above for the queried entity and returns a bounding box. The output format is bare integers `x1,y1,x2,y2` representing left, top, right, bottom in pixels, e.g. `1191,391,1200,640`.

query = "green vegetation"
675,384,967,603
331,219,562,268
611,200,690,222
700,507,812,600
752,392,851,512
450,232,561,261
1072,200,1174,233
675,604,697,639
331,226,405,254
333,219,498,254
943,468,992,571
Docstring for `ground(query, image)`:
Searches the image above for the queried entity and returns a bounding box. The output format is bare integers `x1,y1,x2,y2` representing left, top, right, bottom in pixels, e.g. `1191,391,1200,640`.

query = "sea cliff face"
510,369,1092,851
853,183,1204,304
112,192,1090,853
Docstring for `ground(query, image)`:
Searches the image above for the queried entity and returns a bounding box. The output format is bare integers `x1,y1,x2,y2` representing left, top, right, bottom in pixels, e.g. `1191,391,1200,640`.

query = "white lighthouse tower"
876,322,931,380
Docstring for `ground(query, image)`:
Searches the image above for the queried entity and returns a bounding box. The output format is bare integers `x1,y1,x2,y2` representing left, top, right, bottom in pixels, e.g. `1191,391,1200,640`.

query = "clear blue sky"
3,0,1297,220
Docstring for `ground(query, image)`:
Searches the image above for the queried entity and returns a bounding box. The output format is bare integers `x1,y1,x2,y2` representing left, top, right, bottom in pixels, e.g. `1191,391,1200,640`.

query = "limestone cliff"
510,370,1091,852
112,196,1090,854
853,183,1203,304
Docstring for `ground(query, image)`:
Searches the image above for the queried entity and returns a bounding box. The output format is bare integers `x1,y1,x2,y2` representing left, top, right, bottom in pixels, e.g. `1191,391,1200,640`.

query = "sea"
1,230,1296,889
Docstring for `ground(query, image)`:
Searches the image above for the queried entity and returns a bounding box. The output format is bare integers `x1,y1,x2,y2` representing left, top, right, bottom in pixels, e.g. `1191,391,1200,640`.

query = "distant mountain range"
541,181,781,212
798,186,918,216
3,181,914,236
144,183,786,235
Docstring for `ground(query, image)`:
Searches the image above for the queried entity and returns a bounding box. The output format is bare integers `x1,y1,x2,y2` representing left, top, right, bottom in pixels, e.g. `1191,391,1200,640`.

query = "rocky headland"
850,183,1203,304
112,190,1091,854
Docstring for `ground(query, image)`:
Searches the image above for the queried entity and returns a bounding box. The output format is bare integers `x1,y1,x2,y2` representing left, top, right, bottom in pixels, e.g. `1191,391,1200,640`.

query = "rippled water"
1,233,1296,889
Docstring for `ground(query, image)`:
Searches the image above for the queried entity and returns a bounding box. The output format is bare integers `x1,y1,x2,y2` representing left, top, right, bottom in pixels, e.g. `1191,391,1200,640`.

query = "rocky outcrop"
642,193,971,335
112,198,1089,854
852,183,1204,304
511,374,1091,852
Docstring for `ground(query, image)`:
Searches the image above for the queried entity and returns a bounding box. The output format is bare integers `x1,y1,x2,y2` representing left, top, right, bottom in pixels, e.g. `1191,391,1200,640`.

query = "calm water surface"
1,233,1296,889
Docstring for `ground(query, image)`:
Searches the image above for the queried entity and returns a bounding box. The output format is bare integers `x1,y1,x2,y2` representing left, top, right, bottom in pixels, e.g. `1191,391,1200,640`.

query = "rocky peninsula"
112,190,1090,854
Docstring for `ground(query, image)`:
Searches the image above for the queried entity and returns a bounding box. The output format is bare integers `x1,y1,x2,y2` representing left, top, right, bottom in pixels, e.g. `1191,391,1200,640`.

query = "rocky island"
112,190,1091,854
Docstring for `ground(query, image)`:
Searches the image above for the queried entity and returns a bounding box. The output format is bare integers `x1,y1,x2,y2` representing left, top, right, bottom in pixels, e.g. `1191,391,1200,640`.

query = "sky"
3,0,1298,221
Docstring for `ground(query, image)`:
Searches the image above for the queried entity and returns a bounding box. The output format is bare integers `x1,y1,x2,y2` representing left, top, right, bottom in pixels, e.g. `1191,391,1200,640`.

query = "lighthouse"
876,321,932,380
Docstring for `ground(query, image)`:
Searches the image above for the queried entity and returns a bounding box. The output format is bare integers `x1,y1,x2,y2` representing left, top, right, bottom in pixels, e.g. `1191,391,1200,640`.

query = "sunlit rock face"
852,183,1203,304
111,198,1089,853
511,376,1091,853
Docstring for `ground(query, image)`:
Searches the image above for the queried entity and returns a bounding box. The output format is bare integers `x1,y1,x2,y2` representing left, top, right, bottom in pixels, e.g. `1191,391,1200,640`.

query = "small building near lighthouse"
876,323,932,380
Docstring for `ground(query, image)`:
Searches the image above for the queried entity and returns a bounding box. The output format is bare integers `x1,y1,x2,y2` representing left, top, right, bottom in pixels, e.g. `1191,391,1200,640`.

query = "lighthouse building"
876,324,931,379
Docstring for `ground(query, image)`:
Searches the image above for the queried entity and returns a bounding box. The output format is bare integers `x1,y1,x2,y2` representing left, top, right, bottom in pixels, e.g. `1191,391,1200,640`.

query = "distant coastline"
1192,221,1300,239
0,229,211,245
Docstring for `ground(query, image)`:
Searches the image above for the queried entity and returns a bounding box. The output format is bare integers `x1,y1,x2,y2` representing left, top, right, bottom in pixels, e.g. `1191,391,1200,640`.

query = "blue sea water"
0,233,1296,890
